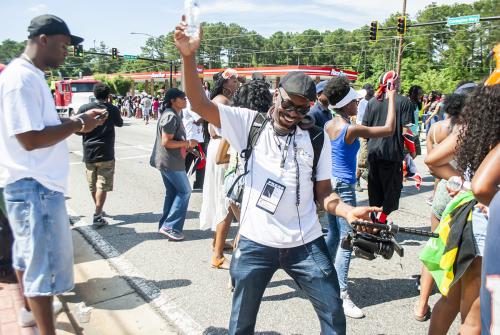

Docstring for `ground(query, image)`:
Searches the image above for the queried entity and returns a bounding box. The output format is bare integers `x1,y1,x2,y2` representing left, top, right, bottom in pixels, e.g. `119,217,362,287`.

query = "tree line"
1,0,498,94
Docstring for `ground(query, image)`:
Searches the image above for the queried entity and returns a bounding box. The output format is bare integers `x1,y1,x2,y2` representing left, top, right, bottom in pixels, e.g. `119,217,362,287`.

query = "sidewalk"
58,229,178,335
1,229,177,335
0,281,36,335
0,281,74,335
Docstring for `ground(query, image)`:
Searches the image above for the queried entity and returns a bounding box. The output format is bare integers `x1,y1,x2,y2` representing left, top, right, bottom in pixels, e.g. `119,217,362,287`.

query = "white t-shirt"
356,98,369,125
0,58,69,193
182,101,204,142
218,104,332,248
141,97,152,111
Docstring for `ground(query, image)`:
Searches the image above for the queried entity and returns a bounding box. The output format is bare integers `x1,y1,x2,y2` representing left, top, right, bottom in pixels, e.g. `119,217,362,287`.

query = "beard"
269,104,301,136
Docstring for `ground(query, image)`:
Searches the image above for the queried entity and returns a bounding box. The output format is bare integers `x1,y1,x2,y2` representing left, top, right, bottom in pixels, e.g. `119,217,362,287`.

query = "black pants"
367,160,403,215
185,142,207,189
0,210,13,273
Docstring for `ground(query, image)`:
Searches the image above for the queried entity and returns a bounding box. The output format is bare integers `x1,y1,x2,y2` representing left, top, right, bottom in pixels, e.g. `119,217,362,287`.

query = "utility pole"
396,0,407,76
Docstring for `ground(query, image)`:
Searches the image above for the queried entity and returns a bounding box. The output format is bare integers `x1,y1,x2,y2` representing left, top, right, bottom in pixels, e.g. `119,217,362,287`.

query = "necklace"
20,53,35,66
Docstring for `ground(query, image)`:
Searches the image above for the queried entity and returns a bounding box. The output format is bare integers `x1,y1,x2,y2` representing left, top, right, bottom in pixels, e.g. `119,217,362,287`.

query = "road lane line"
68,209,204,335
70,155,151,165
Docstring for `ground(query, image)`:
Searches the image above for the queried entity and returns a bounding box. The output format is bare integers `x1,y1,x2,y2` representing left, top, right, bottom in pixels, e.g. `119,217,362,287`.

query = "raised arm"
346,87,396,142
472,143,500,205
174,18,220,127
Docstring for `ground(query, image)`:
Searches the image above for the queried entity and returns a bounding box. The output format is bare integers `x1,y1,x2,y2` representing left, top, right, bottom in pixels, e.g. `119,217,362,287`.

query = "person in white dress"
199,69,239,269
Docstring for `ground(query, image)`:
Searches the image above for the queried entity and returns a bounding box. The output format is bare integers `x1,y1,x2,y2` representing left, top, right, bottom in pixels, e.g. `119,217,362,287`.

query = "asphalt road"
65,117,460,335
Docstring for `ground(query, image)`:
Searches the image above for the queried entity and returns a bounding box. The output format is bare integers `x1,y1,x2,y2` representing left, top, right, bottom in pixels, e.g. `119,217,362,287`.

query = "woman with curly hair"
199,69,239,269
415,91,469,321
322,75,397,319
425,84,499,334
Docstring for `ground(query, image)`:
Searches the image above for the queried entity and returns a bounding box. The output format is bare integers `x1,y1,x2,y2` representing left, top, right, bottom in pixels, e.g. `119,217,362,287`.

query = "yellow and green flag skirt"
419,191,478,296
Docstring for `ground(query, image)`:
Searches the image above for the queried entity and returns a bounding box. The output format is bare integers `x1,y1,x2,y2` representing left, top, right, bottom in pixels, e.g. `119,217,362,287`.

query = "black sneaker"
158,228,185,241
92,214,108,229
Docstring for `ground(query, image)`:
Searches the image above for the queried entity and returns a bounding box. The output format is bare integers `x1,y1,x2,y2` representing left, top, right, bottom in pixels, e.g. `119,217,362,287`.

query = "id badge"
256,179,286,215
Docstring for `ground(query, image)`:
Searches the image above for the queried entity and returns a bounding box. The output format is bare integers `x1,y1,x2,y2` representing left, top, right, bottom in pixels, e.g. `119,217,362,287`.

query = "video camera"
341,221,438,261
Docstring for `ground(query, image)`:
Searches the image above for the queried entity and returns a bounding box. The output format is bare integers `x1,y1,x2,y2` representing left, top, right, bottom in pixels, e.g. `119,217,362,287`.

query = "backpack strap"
308,125,324,182
240,113,269,170
226,113,269,198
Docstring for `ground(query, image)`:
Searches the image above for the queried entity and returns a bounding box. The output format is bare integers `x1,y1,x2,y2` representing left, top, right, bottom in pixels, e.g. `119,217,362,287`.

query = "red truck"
53,79,99,116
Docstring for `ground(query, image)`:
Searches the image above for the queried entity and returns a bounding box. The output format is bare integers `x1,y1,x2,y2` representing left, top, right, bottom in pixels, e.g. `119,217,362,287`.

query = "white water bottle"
446,175,463,193
185,0,200,38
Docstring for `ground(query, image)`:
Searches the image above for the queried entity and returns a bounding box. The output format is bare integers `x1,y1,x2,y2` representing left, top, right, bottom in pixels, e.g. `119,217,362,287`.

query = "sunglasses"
278,88,310,115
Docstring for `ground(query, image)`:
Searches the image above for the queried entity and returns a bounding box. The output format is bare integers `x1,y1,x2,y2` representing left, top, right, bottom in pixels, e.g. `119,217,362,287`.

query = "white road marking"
68,208,204,335
70,155,151,165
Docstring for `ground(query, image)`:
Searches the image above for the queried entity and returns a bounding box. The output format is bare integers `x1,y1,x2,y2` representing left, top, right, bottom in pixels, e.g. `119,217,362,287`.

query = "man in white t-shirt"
174,20,381,335
0,15,104,334
182,100,206,189
141,95,152,124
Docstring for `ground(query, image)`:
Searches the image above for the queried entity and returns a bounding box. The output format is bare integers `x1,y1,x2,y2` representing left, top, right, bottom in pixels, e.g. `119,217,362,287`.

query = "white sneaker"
341,291,365,319
19,300,64,327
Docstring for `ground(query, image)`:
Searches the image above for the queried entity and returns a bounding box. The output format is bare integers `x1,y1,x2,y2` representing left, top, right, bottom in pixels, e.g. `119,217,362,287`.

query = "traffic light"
74,45,83,57
111,48,118,59
397,16,407,35
369,21,378,42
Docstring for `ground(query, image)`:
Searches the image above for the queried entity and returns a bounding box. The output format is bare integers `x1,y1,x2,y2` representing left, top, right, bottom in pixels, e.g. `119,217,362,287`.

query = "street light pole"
130,32,174,87
396,0,408,77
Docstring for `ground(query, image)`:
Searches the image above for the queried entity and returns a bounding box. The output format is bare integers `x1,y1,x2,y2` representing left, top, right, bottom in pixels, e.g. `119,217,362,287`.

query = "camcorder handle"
350,221,439,238
340,221,439,261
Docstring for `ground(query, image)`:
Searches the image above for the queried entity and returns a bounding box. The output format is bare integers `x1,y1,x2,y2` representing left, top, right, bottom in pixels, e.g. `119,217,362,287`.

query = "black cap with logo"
279,72,316,102
28,14,83,46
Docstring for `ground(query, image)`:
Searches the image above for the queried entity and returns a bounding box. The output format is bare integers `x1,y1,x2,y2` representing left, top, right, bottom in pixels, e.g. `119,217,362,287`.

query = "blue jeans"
159,169,191,232
229,236,346,335
325,178,357,293
3,178,74,297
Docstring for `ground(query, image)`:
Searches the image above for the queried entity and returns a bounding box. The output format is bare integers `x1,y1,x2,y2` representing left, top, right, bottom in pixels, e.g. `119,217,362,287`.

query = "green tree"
112,75,134,96
0,39,25,64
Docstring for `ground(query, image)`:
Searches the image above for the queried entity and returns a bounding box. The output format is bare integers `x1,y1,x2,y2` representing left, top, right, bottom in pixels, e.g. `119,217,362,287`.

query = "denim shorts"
3,178,74,297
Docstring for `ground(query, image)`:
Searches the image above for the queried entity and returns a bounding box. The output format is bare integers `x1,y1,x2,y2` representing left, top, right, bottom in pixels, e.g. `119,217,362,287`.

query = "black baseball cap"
279,72,316,102
28,14,83,46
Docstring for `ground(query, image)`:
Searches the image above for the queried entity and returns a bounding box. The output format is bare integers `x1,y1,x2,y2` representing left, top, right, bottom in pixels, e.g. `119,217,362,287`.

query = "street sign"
123,54,138,60
447,15,480,26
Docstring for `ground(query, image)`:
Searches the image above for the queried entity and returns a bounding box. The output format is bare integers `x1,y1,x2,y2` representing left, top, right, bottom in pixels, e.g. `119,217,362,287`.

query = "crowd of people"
0,14,498,335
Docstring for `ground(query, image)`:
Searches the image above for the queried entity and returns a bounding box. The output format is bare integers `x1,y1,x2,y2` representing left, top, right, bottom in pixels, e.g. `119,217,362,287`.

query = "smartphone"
95,109,109,120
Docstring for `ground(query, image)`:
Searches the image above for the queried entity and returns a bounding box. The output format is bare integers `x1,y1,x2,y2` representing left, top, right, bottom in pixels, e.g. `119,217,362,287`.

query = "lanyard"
273,132,294,169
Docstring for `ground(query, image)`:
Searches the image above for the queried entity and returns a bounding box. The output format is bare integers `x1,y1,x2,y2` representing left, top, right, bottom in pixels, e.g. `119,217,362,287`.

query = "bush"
112,75,133,96
92,74,116,94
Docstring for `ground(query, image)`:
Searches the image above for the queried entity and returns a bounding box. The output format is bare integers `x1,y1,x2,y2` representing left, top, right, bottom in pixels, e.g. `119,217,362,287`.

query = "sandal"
211,256,230,270
414,303,431,322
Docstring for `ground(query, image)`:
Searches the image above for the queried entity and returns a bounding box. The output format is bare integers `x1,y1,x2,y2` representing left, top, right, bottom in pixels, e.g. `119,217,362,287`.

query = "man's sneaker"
92,213,108,228
158,228,185,241
19,300,63,327
341,291,365,319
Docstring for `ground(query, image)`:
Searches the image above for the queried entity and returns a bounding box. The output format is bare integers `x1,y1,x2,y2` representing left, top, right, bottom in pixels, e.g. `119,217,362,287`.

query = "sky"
1,0,477,55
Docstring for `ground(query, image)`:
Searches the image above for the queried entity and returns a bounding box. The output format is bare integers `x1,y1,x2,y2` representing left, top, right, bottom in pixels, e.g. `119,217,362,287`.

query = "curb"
70,212,205,335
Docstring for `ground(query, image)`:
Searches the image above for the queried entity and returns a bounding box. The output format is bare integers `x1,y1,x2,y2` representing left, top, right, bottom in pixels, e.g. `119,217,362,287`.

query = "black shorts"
367,160,403,215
